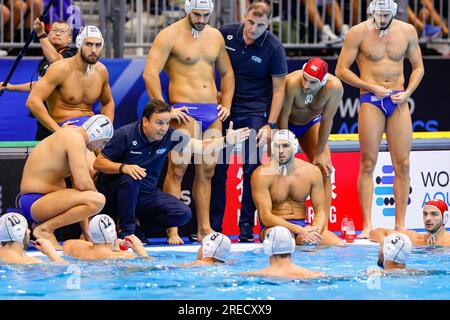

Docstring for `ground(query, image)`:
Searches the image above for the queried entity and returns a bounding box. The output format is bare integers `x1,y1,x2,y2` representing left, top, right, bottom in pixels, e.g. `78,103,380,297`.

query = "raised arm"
34,19,67,63
26,61,69,132
143,29,173,101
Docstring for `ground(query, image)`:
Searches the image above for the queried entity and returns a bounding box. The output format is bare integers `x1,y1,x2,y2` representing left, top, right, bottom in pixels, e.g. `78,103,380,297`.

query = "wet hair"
51,19,72,36
142,99,171,120
274,253,291,259
1,241,15,247
248,0,271,19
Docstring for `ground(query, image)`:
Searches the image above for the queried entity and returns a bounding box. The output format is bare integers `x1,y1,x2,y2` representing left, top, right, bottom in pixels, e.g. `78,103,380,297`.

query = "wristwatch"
266,121,277,129
38,33,47,39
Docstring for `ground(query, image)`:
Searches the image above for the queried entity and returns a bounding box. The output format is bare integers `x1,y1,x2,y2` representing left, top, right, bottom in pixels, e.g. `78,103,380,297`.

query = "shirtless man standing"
143,0,235,242
26,25,115,131
251,130,345,246
19,115,113,249
336,0,424,238
370,200,450,246
279,57,343,214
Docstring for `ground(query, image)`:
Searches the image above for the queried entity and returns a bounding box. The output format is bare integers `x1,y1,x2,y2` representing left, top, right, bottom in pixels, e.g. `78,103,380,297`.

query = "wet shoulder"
295,159,322,178
253,164,278,182
286,70,302,86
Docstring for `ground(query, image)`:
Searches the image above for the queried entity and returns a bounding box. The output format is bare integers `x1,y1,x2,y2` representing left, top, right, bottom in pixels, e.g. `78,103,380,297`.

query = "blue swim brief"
260,219,310,238
172,103,219,132
359,91,403,117
58,116,91,127
288,114,322,138
19,193,45,223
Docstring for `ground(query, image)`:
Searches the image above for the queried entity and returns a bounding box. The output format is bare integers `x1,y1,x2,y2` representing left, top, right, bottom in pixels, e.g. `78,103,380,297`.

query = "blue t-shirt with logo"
99,121,190,192
220,23,287,116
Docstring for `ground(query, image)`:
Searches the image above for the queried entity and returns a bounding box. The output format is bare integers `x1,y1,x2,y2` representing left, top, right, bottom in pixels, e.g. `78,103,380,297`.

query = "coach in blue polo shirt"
211,0,287,242
94,100,250,244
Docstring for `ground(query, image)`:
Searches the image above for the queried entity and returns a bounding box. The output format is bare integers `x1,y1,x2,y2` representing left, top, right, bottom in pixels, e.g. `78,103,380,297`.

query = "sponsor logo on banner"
374,165,412,217
372,150,450,230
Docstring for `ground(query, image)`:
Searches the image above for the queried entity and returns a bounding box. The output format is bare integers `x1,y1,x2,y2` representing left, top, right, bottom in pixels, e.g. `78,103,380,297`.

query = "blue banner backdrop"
0,57,448,141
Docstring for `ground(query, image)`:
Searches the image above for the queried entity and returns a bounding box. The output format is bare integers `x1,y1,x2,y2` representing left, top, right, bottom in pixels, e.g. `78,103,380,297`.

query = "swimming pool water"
1,245,449,300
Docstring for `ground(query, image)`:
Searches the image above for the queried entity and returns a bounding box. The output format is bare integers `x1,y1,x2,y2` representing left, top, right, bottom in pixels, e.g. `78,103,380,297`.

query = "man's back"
20,127,86,194
246,264,324,279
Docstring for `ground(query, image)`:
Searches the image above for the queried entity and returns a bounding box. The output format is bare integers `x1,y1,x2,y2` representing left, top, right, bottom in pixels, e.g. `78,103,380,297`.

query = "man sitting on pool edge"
251,129,345,246
370,200,450,246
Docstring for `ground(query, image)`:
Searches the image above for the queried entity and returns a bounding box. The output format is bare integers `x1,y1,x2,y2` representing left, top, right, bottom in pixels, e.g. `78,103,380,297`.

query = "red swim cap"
424,200,449,225
302,57,329,85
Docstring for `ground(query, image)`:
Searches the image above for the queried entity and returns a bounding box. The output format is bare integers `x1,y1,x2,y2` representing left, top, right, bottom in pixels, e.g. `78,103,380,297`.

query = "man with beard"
335,0,424,238
26,25,115,132
0,212,66,264
251,130,344,246
370,200,450,246
143,0,234,244
278,57,343,219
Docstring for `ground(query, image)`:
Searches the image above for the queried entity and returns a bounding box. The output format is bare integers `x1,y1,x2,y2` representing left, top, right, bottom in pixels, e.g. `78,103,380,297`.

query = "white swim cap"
0,212,28,243
82,115,114,150
263,226,296,257
272,129,300,155
383,233,412,265
271,129,300,176
185,0,214,14
202,232,231,262
367,0,397,16
76,25,104,49
89,214,117,244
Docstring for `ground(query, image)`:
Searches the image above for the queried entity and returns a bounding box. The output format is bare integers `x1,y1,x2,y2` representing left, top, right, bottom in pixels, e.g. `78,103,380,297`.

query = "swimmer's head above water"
0,212,30,249
367,0,397,37
185,0,214,39
377,233,412,269
201,232,231,263
271,129,300,176
89,214,117,245
423,199,448,245
263,226,296,257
